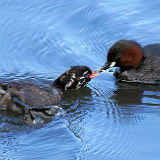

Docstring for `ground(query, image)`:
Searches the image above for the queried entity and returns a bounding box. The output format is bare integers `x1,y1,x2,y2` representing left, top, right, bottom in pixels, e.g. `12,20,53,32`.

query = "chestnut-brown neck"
119,44,143,68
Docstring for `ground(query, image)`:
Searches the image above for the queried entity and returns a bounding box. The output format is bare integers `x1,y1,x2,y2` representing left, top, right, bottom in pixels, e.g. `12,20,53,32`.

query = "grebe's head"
53,66,97,91
100,40,143,71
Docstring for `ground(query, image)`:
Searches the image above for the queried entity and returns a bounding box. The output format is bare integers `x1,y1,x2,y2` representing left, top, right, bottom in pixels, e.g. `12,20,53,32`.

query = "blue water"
0,0,160,159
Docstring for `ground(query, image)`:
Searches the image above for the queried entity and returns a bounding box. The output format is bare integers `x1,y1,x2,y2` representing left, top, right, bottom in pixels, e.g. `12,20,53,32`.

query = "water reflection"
62,87,92,111
112,81,160,106
62,87,93,138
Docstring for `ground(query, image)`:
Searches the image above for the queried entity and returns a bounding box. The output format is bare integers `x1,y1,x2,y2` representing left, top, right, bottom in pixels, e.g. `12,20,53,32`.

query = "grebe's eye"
114,57,119,61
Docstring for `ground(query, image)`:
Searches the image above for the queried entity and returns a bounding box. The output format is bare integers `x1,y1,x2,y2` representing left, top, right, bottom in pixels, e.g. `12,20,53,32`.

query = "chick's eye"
78,78,87,87
80,77,85,83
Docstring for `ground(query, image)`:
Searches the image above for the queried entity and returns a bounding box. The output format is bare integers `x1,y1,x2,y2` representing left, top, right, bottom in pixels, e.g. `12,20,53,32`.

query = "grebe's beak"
98,61,116,72
89,71,100,79
109,62,116,68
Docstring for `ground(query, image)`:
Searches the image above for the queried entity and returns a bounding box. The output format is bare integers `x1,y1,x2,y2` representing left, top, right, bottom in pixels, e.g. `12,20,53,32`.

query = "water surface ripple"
0,0,160,160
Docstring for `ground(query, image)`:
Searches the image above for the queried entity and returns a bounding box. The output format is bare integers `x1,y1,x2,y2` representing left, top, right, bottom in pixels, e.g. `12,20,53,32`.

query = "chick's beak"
89,71,100,79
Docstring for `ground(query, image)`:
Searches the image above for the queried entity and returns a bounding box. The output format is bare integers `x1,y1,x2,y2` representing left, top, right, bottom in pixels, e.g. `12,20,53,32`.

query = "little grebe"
96,40,160,84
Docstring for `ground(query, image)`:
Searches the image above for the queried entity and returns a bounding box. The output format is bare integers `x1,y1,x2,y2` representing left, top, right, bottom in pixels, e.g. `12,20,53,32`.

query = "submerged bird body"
0,81,62,108
0,66,93,124
100,40,160,84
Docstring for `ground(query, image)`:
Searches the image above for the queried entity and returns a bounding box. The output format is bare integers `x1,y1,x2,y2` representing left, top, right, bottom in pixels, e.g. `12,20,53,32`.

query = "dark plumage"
99,40,160,84
0,66,92,125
